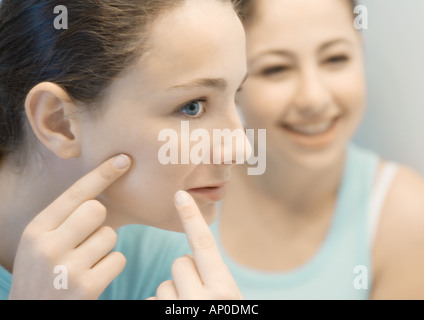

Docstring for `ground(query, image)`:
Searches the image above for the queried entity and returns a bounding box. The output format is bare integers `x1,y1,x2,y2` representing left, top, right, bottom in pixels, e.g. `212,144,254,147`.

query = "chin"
197,202,219,226
141,202,218,233
281,140,347,171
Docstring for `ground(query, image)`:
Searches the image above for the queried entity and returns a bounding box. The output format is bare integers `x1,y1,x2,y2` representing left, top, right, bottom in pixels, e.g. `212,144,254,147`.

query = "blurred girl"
212,0,424,299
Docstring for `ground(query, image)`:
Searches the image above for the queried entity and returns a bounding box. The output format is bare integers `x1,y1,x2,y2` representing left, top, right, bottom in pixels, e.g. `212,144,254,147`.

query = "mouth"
279,116,342,149
187,183,228,202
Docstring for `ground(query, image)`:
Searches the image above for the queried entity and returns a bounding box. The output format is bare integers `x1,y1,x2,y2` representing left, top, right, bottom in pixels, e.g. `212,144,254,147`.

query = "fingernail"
175,190,191,207
113,154,130,169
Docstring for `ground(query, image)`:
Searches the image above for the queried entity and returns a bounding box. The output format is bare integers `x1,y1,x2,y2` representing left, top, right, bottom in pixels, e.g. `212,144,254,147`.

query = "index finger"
174,190,227,285
31,154,132,231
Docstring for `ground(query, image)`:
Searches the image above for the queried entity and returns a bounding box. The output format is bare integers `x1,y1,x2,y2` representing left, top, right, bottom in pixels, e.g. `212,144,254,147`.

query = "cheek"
108,166,178,226
330,65,367,124
104,147,218,230
102,141,195,229
79,120,186,227
240,80,292,128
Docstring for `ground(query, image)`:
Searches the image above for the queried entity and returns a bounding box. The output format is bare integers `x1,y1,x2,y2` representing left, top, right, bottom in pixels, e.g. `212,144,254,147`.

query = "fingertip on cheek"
113,154,131,170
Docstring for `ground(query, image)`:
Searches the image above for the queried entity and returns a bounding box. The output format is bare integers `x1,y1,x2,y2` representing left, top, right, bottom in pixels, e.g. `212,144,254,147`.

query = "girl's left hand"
148,191,243,300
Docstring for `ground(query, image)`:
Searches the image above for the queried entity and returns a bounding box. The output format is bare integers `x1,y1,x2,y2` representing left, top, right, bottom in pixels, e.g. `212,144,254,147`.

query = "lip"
279,116,342,149
188,183,228,202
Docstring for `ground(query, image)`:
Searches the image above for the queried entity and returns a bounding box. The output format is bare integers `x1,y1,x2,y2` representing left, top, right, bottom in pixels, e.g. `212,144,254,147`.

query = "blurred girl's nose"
293,66,331,117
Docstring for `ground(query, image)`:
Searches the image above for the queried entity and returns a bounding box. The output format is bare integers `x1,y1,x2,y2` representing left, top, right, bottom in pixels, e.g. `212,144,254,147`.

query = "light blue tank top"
210,144,382,300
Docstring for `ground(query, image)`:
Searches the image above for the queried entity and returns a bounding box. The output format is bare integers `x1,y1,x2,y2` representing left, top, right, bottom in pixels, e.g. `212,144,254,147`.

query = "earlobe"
24,82,82,159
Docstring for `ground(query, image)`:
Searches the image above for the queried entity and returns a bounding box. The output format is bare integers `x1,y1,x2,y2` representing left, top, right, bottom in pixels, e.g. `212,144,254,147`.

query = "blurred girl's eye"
325,55,349,65
179,99,206,118
261,65,291,77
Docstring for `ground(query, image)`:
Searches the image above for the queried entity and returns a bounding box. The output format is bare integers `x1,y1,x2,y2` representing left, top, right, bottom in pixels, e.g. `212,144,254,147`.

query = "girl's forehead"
251,0,354,30
104,0,246,100
148,1,239,46
140,2,245,77
246,0,357,52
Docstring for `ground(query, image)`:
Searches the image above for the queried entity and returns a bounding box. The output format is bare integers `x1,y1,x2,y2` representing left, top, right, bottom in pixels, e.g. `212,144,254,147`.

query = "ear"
24,82,82,159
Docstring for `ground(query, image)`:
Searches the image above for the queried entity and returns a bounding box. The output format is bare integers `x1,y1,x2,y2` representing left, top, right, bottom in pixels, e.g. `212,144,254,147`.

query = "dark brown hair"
234,0,357,26
0,0,237,162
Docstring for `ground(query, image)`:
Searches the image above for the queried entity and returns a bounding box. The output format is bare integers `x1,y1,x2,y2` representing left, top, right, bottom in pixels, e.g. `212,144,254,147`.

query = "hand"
9,154,132,300
150,191,243,300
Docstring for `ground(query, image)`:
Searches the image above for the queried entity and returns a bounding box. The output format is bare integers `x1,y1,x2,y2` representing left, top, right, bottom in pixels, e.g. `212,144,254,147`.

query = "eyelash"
261,55,349,76
262,66,290,76
325,55,349,64
177,97,207,119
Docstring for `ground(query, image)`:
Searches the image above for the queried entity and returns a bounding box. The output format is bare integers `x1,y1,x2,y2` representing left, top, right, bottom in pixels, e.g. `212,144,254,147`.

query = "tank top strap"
367,162,399,245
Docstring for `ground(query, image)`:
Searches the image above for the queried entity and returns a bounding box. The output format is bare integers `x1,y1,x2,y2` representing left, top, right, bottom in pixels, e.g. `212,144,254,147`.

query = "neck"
220,147,348,271
0,151,81,273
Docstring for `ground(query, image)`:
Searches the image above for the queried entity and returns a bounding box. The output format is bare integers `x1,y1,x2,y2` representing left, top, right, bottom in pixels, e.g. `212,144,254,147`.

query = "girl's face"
238,0,366,168
75,0,247,231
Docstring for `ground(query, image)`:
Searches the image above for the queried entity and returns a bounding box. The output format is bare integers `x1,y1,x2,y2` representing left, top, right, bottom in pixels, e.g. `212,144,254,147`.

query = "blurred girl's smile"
279,114,343,150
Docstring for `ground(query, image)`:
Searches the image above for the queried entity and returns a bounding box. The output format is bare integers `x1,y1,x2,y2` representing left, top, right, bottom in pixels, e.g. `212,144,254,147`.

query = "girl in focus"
0,0,247,300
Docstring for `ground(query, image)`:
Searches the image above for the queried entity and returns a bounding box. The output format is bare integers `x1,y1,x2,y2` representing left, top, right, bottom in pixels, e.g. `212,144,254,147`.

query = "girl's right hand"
8,154,132,300
150,191,243,300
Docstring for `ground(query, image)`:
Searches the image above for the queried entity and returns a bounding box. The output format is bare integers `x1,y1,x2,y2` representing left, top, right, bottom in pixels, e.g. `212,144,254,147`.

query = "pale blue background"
353,0,424,175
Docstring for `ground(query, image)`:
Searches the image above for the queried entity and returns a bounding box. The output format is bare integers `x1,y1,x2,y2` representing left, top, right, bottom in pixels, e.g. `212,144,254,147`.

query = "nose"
211,104,252,165
293,65,331,117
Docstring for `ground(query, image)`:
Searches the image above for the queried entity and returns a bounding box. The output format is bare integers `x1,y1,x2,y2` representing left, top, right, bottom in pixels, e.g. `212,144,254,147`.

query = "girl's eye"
325,55,349,64
180,99,206,118
261,65,291,77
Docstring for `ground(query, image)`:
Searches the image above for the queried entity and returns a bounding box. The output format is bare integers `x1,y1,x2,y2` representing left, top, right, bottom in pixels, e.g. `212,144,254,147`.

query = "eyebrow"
319,38,352,52
168,78,228,91
168,73,249,91
249,49,293,64
250,39,352,64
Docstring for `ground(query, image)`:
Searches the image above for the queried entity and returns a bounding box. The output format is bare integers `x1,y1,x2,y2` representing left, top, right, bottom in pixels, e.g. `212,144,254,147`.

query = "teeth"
285,120,334,135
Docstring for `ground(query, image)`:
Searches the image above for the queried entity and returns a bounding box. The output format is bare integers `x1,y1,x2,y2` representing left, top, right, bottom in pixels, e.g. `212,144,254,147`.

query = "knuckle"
98,164,116,183
191,235,216,251
101,227,119,249
156,280,173,296
208,284,238,300
111,251,126,268
179,208,197,222
66,184,88,204
171,256,190,273
82,200,107,221
21,225,40,244
33,236,61,262
101,225,117,240
74,277,97,299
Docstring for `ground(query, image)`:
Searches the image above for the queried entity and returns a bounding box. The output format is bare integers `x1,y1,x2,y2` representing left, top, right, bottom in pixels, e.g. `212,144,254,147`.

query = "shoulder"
379,164,424,225
372,163,424,299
